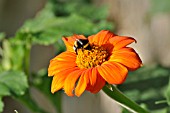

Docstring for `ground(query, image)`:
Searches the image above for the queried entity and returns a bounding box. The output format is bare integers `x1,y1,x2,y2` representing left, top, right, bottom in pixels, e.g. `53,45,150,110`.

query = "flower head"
48,30,142,97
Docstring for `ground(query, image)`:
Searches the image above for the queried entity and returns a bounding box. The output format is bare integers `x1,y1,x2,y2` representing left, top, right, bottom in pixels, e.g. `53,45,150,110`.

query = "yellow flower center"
76,45,109,68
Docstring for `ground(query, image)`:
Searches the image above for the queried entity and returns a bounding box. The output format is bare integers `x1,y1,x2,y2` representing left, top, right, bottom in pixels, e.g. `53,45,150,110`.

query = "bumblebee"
73,39,91,54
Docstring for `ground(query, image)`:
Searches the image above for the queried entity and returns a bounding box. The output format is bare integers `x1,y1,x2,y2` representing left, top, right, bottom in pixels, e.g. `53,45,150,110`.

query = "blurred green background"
0,0,170,113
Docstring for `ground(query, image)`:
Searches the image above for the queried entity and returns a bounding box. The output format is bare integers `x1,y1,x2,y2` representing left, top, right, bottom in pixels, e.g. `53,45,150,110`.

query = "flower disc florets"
76,45,109,69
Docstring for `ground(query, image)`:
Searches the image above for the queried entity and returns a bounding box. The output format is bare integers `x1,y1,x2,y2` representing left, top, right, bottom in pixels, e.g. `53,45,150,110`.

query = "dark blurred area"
0,0,47,36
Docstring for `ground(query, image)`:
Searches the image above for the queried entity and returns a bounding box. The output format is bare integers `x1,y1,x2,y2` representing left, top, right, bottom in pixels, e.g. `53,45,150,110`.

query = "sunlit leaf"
1,40,12,71
0,71,28,112
16,1,114,46
1,39,25,71
0,71,28,96
0,84,10,96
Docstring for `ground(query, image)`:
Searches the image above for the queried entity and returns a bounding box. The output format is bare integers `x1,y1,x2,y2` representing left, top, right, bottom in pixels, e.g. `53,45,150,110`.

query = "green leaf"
0,71,28,96
0,84,10,96
1,40,12,70
9,39,25,71
16,1,114,46
79,4,108,20
1,39,25,71
0,71,28,112
19,12,113,45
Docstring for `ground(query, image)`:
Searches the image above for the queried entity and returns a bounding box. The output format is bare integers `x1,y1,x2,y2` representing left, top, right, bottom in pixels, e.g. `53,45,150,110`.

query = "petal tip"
51,88,55,94
75,93,82,97
140,63,144,67
65,92,74,97
48,73,52,77
62,36,67,41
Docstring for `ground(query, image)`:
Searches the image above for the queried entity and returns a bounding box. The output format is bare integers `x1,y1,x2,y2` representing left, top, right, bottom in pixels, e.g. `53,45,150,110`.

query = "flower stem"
102,85,149,113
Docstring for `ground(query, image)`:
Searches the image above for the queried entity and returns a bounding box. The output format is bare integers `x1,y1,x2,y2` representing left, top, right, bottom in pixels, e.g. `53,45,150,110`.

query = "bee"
73,39,91,54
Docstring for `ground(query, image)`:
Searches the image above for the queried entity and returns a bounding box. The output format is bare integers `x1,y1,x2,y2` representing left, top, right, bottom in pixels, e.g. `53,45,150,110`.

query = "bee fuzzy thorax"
73,39,91,54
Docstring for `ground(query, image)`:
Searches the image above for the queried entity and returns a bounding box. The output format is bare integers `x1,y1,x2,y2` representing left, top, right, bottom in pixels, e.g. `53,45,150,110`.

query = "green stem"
24,37,31,76
102,85,149,113
25,47,30,76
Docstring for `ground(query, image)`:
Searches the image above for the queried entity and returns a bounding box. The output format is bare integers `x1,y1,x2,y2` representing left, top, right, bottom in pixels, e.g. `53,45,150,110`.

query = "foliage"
0,0,113,112
0,71,28,112
18,0,113,46
118,65,170,113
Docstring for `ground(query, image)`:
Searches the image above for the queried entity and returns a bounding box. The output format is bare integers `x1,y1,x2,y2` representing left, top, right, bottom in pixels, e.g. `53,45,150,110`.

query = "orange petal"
48,61,77,75
74,34,86,39
102,43,114,55
64,69,85,96
97,65,114,84
52,51,76,61
114,38,135,50
109,36,136,50
75,71,88,97
88,30,114,46
110,47,142,70
62,35,87,52
48,52,76,76
51,67,78,93
86,73,105,93
109,36,136,45
90,68,97,86
51,75,65,93
88,35,94,44
97,62,128,84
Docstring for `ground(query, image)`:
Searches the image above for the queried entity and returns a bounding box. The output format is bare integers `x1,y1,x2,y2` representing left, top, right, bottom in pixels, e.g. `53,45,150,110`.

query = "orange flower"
48,30,142,97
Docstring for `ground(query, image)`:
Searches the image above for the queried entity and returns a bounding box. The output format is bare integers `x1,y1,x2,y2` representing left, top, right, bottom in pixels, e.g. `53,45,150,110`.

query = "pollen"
76,45,109,68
